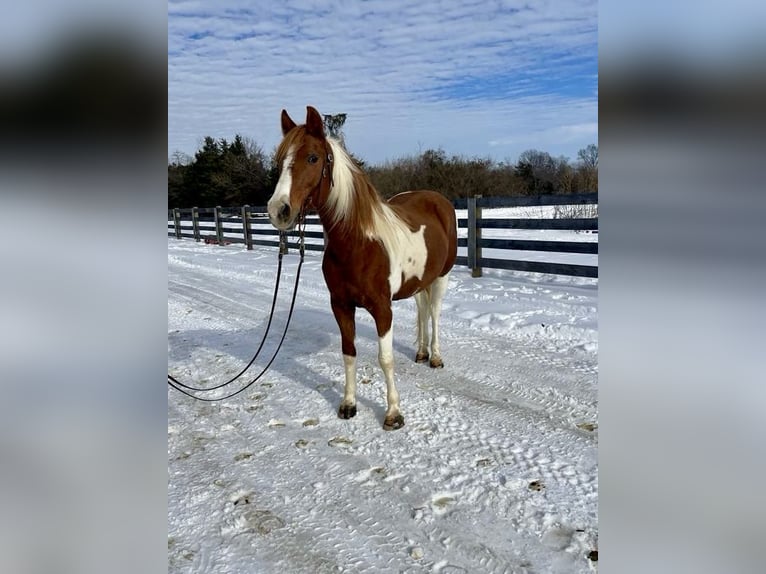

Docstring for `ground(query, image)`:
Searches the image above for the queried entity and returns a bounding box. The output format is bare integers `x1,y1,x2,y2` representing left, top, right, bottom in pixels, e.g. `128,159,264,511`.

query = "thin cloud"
168,0,597,164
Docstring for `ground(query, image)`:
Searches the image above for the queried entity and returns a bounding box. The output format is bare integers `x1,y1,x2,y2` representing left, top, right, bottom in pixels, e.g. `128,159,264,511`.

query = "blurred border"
600,1,765,572
0,3,167,574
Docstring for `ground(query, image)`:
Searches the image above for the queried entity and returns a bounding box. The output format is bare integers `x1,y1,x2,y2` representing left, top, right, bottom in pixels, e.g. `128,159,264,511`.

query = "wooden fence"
168,193,598,278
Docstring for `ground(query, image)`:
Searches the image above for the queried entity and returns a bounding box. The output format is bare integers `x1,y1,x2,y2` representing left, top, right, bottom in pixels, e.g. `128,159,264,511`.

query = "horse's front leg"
331,299,357,419
372,305,404,431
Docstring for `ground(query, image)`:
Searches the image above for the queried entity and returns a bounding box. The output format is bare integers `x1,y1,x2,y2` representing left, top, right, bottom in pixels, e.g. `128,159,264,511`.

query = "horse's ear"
305,106,325,138
281,109,297,135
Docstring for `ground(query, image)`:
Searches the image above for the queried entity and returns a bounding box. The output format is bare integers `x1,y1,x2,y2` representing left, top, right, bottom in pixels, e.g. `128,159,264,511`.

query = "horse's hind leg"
428,274,449,368
414,290,430,363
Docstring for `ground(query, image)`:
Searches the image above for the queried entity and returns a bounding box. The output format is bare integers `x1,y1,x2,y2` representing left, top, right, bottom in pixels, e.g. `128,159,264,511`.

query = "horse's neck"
319,171,383,241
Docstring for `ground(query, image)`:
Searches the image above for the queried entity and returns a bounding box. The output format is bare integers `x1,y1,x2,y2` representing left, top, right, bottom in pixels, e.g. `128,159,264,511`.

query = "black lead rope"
168,232,288,393
167,215,307,401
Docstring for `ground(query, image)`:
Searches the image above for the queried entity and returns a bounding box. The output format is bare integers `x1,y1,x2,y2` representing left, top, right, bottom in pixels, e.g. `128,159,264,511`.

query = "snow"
168,212,598,573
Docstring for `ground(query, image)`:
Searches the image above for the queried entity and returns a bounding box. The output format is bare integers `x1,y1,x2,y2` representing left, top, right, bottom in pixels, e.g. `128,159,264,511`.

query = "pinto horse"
267,106,457,430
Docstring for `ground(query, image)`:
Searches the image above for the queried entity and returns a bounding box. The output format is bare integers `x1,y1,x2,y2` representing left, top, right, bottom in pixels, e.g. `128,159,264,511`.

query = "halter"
308,141,334,210
321,142,334,189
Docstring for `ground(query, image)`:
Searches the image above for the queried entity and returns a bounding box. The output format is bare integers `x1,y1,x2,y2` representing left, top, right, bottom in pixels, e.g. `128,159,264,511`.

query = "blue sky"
168,0,598,165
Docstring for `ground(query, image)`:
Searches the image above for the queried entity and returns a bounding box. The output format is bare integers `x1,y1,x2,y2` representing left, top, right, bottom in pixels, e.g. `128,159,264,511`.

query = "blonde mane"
324,138,423,263
323,137,370,233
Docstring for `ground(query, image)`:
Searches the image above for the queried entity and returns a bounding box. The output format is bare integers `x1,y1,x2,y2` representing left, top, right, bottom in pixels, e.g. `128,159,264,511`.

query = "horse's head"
268,106,333,230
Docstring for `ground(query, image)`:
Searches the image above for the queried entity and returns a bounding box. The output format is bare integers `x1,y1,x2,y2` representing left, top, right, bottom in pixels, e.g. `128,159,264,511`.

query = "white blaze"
267,148,294,225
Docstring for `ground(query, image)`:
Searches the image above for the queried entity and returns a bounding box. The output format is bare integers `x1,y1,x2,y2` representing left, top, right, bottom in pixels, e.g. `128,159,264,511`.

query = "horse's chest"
322,226,428,303
322,244,388,302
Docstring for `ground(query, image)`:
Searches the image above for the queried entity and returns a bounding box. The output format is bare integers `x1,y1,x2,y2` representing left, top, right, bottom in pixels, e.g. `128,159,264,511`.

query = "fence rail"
168,193,598,278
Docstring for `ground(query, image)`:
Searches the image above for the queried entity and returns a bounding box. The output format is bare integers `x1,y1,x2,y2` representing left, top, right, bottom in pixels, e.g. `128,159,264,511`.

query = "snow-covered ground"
168,216,598,573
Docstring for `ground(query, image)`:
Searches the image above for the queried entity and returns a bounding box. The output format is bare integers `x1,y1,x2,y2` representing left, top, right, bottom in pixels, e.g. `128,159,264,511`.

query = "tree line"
366,145,597,201
168,122,597,209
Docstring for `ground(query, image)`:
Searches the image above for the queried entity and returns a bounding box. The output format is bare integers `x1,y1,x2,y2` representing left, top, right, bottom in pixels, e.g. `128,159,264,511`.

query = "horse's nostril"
278,203,290,220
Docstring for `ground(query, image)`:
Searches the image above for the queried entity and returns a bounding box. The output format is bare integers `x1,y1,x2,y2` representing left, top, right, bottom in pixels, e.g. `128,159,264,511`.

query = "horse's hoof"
383,414,405,431
415,351,429,363
338,403,357,419
429,357,444,369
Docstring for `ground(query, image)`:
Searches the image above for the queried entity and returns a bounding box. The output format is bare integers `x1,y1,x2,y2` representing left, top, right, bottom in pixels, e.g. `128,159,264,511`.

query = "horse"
267,106,457,430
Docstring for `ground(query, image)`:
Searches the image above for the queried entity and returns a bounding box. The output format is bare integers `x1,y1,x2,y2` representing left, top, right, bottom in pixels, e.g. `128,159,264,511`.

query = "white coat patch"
372,205,427,297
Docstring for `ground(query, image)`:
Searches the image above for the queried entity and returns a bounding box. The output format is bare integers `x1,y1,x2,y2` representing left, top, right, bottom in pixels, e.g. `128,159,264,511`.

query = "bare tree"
170,150,191,166
516,149,557,194
577,144,598,192
554,156,575,193
578,144,598,170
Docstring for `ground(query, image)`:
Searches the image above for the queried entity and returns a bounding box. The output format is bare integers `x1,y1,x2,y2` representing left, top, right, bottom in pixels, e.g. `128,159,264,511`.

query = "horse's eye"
307,154,318,164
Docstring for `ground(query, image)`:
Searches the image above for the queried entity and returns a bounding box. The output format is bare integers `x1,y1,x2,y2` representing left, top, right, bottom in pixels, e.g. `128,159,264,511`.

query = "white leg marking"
378,329,400,418
414,291,430,358
342,354,357,406
429,274,449,363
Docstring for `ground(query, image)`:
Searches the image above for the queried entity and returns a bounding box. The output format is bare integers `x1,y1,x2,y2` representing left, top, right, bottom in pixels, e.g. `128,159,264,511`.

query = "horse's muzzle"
268,199,295,230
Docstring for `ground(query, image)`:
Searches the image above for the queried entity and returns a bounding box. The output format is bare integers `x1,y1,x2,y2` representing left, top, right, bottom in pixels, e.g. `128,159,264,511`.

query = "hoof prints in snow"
327,436,353,447
222,508,286,537
222,490,286,537
430,493,459,515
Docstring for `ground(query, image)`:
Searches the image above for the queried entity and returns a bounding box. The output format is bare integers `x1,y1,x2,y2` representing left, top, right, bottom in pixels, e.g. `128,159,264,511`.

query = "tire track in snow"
396,327,598,571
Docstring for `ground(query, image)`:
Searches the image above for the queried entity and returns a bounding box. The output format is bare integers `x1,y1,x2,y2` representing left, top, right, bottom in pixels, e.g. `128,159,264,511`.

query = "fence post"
278,231,289,255
467,197,475,270
475,196,483,278
192,207,200,242
173,208,182,239
214,205,224,245
242,205,253,250
467,195,483,277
